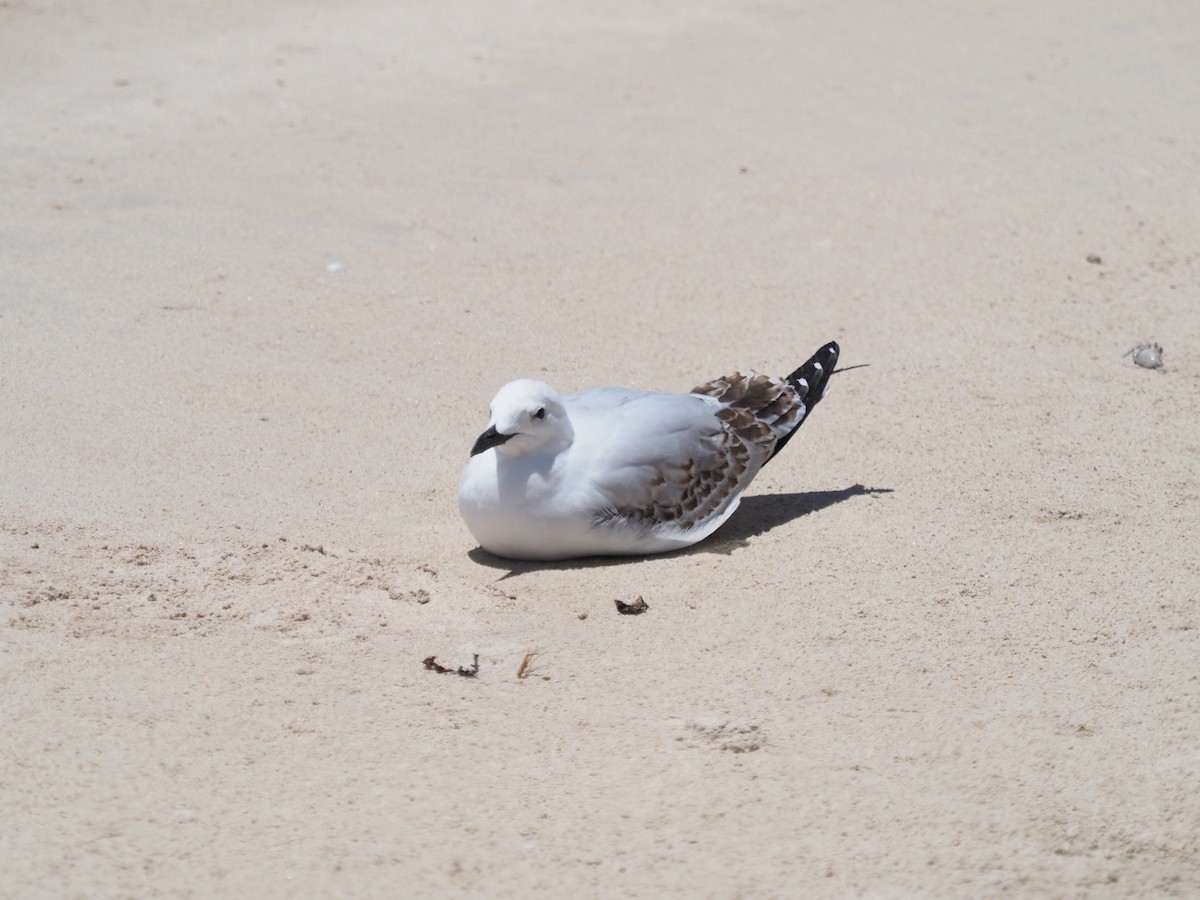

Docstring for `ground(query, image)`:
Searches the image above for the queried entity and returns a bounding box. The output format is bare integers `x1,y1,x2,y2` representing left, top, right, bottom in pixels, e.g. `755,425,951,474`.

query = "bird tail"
767,341,840,462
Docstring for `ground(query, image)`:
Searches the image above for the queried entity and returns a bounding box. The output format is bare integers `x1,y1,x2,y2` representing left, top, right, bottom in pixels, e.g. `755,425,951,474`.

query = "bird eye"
534,407,546,419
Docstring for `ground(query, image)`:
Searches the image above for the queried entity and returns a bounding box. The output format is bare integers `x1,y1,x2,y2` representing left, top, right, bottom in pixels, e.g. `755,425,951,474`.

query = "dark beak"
470,425,514,457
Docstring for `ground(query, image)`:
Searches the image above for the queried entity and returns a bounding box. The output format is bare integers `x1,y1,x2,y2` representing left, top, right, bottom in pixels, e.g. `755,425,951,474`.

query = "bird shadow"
467,483,893,578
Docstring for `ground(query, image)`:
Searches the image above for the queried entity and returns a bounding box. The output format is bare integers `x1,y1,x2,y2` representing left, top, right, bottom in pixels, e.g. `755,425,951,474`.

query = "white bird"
458,342,840,560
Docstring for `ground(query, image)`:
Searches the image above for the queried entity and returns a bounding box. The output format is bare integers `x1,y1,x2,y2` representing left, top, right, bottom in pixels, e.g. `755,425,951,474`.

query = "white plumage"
458,342,840,560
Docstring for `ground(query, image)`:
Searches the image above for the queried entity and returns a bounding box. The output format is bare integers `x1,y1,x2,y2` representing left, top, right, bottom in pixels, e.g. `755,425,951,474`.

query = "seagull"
458,342,840,560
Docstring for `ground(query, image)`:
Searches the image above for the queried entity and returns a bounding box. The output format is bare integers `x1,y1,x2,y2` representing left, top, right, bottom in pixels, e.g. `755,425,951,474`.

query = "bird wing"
565,388,778,534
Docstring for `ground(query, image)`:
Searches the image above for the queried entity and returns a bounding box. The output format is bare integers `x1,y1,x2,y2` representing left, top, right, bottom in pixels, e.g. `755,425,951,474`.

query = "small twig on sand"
517,650,541,679
423,654,480,678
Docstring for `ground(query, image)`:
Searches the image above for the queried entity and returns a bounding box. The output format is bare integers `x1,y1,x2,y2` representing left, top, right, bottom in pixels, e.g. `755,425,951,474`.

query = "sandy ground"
3,0,1199,895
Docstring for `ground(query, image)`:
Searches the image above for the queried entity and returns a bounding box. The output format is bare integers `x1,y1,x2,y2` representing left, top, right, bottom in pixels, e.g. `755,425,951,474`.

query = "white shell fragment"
1126,342,1164,369
325,261,347,273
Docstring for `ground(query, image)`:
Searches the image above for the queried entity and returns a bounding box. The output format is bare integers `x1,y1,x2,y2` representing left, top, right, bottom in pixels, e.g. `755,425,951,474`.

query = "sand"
2,0,1198,895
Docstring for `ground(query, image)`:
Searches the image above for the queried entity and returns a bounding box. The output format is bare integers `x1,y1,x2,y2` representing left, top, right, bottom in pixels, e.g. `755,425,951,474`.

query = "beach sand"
2,1,1198,895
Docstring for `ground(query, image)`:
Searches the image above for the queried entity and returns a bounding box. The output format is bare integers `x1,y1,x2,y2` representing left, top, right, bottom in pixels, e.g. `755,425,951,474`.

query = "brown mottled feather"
693,372,804,440
596,374,792,532
594,342,839,535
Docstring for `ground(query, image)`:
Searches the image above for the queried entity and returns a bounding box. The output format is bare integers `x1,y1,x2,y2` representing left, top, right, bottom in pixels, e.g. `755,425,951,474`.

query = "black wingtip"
786,341,839,403
767,341,840,463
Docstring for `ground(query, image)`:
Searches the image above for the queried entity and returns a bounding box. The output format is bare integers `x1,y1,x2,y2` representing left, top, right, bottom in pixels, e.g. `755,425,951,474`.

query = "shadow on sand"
467,483,892,578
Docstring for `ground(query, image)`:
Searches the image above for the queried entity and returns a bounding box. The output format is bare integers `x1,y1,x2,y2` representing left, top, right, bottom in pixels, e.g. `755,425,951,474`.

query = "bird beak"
470,425,514,457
